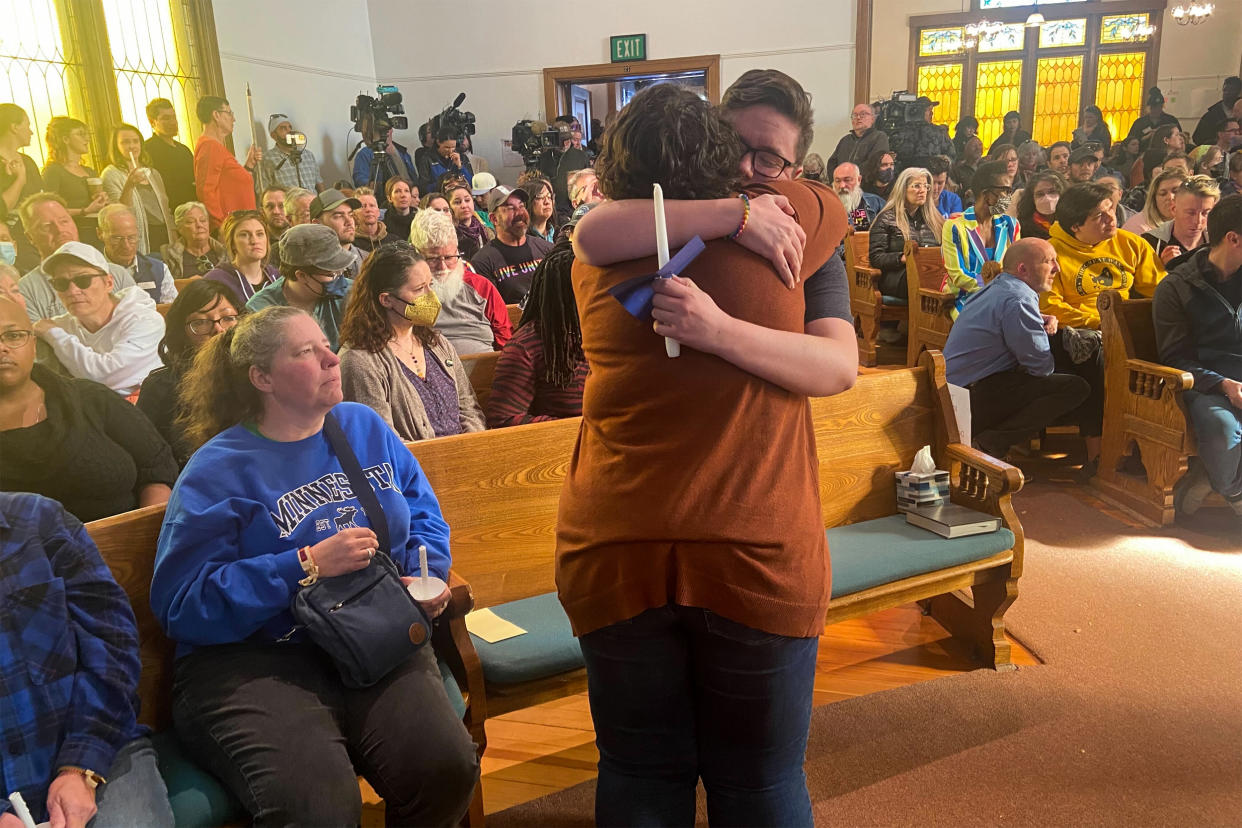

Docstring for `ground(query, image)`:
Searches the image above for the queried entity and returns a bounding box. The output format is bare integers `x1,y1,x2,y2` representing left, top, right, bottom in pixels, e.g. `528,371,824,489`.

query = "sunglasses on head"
50,273,102,292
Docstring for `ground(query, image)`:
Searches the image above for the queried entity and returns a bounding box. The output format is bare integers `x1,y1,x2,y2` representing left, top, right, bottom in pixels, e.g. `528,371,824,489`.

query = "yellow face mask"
394,291,441,327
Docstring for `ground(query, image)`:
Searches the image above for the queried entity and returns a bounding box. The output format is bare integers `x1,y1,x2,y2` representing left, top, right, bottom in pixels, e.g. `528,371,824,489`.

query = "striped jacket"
941,206,1020,317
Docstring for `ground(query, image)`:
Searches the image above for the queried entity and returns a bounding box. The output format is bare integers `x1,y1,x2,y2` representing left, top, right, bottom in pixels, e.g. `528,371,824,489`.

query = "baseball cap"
268,113,292,134
1069,145,1101,165
310,188,362,219
278,224,358,272
42,241,110,276
470,172,498,196
1146,87,1165,105
485,185,530,213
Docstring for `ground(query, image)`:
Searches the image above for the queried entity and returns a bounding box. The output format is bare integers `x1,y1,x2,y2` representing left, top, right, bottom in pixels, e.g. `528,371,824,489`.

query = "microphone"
453,93,466,108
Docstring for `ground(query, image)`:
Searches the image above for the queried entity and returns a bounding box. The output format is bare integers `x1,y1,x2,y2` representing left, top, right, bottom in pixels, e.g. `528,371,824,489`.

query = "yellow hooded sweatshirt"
1041,222,1162,329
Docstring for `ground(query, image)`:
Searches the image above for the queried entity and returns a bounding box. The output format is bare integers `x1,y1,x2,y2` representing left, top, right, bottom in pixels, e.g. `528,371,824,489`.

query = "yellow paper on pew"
465,608,528,643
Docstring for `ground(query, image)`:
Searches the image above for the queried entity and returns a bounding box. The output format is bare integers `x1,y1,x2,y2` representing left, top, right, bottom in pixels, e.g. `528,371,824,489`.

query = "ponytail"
177,306,305,449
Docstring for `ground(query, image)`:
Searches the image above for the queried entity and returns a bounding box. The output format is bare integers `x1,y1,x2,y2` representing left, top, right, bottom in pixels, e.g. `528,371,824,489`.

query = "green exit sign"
610,34,647,63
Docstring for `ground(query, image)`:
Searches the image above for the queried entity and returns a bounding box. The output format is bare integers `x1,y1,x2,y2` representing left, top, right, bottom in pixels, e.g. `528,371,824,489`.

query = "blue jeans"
91,736,174,827
579,605,819,827
1186,390,1242,499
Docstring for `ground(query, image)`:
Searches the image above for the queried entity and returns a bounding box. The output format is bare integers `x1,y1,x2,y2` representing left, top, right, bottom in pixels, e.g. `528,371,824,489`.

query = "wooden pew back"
460,351,501,412
84,504,174,731
904,240,954,367
506,304,522,330
408,364,950,611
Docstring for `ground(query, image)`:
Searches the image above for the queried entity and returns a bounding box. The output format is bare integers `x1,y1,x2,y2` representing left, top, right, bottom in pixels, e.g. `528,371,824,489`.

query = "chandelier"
1171,3,1213,25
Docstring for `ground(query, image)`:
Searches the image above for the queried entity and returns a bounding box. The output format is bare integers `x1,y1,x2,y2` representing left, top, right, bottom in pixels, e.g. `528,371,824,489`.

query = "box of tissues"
896,445,949,513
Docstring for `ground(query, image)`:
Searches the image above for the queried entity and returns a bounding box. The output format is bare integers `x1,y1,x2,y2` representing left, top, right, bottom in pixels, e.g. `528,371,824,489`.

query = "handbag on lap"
290,412,432,688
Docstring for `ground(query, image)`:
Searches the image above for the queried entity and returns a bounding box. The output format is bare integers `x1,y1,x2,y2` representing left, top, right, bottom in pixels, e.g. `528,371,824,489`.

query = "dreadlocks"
519,237,582,388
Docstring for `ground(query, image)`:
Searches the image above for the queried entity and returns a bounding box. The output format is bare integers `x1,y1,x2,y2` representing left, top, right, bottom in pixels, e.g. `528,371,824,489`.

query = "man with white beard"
409,209,512,354
832,161,884,231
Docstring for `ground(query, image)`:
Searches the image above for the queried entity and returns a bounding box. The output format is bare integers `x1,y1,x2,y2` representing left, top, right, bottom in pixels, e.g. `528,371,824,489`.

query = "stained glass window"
917,64,964,129
0,2,89,168
103,0,205,146
1039,19,1087,48
980,0,1085,7
1096,52,1146,143
0,1,212,170
1032,56,1083,145
978,24,1025,53
975,60,1023,148
1101,14,1152,44
919,28,964,57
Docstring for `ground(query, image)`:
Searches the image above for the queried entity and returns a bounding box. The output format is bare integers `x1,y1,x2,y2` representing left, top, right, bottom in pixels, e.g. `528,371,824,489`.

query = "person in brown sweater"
555,82,847,827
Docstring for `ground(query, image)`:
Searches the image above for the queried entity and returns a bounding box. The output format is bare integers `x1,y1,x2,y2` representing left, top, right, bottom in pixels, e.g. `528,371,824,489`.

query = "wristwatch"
58,766,106,789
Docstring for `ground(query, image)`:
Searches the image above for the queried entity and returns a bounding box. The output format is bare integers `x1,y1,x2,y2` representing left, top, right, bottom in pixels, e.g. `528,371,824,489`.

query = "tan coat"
339,335,486,441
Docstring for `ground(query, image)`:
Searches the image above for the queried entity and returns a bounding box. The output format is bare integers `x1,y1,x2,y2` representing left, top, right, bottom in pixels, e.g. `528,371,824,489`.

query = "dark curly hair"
158,278,246,367
338,242,438,353
595,84,743,201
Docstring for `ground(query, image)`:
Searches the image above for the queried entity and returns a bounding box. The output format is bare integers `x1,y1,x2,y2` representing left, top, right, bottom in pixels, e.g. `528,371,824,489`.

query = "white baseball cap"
42,241,110,277
471,172,498,196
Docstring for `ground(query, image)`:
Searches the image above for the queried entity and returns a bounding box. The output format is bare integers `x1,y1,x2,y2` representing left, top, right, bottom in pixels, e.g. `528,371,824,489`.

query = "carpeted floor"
491,482,1242,826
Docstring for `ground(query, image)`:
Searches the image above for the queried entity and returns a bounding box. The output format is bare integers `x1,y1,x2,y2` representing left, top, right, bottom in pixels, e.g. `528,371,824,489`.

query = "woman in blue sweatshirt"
150,305,478,827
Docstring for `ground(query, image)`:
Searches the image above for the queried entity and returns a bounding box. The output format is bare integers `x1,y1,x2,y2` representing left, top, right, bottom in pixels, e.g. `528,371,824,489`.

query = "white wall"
868,0,1242,135
212,0,377,185
367,0,857,184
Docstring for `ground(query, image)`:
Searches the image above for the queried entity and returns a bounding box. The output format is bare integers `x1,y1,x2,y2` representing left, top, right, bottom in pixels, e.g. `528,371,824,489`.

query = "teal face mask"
0,242,15,266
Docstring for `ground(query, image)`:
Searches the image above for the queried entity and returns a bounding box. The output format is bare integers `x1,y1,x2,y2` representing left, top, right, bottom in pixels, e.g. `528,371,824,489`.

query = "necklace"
391,335,426,379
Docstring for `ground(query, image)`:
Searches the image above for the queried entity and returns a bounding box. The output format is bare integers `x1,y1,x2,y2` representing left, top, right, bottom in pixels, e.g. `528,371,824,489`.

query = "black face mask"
877,168,896,185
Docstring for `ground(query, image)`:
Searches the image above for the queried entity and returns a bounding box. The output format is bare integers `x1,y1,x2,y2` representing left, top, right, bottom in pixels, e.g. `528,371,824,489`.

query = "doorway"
543,54,721,146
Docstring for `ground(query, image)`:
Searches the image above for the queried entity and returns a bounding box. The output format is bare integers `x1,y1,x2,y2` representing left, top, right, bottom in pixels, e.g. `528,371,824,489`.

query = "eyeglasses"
49,273,102,292
186,315,239,335
424,254,460,267
742,143,796,178
0,330,33,348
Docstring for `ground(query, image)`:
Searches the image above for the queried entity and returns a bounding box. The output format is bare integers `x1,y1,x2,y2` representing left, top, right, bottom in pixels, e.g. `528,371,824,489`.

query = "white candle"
652,183,680,358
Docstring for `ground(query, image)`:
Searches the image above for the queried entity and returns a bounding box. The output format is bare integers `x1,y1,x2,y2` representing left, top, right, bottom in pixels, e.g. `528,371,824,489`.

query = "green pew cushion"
151,730,244,828
469,592,584,685
827,515,1015,598
438,656,467,719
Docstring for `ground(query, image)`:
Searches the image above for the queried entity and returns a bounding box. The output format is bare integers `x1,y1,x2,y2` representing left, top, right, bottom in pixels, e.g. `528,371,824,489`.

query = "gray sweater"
339,335,486,441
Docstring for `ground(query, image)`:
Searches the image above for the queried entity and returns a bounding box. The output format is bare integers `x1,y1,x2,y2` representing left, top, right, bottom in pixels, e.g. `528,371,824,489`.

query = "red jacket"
463,264,512,347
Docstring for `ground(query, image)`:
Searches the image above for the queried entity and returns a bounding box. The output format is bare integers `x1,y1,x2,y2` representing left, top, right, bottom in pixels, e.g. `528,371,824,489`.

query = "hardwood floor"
479,604,1039,815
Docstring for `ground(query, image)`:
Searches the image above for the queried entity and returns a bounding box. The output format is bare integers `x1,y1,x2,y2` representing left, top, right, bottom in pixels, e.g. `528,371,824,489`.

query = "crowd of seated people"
1,72,1240,827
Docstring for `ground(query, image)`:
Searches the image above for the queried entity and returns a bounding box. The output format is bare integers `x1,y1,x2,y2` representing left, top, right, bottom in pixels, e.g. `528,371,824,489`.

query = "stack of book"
905,503,1001,538
895,469,949,513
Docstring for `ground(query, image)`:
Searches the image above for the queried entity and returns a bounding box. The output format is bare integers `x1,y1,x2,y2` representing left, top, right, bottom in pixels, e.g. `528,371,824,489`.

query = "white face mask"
0,241,14,266
1035,194,1059,216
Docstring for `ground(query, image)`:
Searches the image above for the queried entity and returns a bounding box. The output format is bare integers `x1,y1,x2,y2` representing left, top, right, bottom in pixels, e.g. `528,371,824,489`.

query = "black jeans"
172,641,478,827
969,370,1091,457
1049,329,1105,438
579,605,819,828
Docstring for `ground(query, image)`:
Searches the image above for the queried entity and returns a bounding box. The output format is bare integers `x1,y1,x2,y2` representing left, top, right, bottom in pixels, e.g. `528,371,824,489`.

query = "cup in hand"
86,177,103,197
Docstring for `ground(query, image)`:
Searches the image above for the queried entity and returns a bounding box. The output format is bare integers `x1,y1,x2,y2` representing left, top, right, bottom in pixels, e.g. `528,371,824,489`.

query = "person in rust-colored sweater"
192,95,259,230
556,81,848,827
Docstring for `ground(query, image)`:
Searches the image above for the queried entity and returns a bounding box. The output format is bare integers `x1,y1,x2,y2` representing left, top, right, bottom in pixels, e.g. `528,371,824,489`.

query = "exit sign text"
610,34,647,63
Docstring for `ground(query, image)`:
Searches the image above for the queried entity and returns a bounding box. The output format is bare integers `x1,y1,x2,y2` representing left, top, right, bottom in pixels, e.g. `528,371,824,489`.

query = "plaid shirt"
260,145,323,191
0,493,143,819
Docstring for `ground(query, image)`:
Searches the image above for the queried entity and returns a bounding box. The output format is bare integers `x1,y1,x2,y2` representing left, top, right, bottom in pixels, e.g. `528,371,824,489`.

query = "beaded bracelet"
729,192,751,240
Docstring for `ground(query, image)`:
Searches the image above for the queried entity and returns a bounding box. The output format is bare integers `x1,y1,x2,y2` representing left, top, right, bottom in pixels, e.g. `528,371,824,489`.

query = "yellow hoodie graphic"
1041,222,1162,329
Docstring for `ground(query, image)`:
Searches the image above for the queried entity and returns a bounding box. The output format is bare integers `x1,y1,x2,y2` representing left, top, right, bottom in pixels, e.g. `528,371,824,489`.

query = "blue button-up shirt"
944,272,1054,387
0,493,143,821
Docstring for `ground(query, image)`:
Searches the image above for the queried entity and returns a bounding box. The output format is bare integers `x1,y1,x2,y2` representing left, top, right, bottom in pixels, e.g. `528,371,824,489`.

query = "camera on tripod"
510,120,565,171
351,84,408,146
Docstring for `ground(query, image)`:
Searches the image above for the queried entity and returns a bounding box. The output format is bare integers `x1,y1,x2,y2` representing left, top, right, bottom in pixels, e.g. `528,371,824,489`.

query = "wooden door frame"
542,54,721,122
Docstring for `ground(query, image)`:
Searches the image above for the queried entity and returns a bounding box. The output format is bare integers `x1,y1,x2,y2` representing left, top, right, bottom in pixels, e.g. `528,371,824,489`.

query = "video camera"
432,93,476,143
511,119,566,171
872,91,926,136
351,84,408,144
